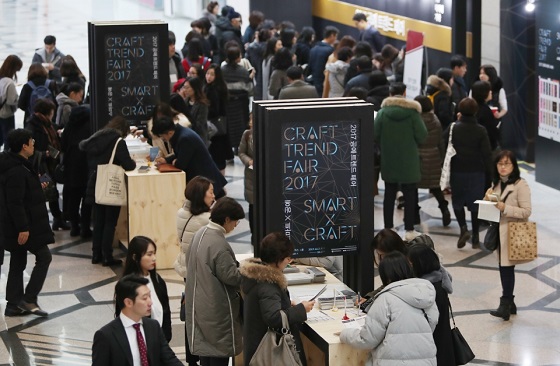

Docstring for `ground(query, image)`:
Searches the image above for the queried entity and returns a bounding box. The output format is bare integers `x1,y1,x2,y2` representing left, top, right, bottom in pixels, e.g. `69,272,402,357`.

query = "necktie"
133,323,149,366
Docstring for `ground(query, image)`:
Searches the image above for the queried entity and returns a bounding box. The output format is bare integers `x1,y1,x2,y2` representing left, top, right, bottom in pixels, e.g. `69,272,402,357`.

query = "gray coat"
238,129,254,204
185,221,242,357
418,111,443,189
278,80,319,100
340,278,438,366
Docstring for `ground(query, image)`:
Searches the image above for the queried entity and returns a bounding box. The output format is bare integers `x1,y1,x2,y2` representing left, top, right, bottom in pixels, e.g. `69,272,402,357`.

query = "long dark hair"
264,37,279,59
480,64,503,93
407,244,441,278
185,175,213,215
0,55,23,81
123,236,157,276
492,150,521,186
205,64,227,94
379,252,414,286
272,47,293,71
371,229,407,264
186,76,209,105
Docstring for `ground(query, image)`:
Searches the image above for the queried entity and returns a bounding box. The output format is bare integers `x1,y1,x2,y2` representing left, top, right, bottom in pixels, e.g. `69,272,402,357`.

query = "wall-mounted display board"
253,98,375,293
88,21,169,131
535,0,560,190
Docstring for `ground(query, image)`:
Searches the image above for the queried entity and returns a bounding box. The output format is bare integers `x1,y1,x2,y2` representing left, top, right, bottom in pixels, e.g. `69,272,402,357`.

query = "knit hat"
436,68,454,85
228,11,241,20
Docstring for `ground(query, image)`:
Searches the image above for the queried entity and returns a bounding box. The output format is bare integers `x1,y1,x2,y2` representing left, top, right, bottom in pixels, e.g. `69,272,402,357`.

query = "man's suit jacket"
92,317,182,366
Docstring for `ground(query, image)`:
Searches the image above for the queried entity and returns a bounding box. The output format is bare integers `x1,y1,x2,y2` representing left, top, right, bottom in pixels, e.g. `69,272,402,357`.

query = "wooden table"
287,267,370,366
115,165,186,269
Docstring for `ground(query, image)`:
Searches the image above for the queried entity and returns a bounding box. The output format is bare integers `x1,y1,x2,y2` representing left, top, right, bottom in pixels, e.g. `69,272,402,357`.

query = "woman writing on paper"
240,232,315,366
484,150,531,320
340,252,438,366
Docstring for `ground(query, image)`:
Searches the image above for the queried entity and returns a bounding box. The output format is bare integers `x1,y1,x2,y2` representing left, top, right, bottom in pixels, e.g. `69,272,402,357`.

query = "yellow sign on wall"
312,0,471,55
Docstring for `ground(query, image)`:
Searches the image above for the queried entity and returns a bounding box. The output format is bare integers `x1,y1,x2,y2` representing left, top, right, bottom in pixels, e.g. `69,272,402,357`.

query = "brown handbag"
157,163,182,173
508,221,537,261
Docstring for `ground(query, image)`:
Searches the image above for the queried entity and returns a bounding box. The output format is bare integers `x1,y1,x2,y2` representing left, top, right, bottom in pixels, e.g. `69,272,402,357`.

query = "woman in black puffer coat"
79,116,135,266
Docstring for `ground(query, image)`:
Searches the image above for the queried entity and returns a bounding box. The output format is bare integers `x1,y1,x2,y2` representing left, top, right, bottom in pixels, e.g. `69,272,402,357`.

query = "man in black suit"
152,116,227,198
92,275,182,366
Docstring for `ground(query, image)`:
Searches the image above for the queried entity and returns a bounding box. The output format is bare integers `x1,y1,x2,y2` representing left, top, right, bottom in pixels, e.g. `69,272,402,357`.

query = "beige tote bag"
95,138,127,206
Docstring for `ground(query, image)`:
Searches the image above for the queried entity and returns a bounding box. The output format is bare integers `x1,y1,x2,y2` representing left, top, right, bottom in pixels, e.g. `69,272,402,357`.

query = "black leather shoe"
102,258,122,267
81,228,93,238
18,301,48,317
92,256,102,264
5,305,30,317
52,218,71,231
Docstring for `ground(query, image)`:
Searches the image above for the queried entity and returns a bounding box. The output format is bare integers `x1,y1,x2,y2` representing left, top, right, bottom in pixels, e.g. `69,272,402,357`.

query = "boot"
490,296,512,320
457,225,471,248
440,203,451,227
510,296,517,315
70,221,80,237
471,232,480,249
52,217,71,231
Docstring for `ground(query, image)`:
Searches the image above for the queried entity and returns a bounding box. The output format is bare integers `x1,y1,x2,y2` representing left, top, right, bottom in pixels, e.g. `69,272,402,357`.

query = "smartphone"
138,166,150,173
40,173,52,183
489,193,500,202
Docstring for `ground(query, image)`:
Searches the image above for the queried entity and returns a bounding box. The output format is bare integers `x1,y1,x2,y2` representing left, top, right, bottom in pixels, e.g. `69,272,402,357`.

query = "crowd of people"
0,3,533,366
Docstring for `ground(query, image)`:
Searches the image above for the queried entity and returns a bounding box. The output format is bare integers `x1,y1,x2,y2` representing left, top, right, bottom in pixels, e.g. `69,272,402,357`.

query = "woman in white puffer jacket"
340,251,439,366
174,175,214,277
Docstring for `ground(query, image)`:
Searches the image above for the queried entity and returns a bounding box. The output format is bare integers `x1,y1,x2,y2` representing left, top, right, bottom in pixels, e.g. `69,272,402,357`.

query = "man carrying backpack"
32,35,65,82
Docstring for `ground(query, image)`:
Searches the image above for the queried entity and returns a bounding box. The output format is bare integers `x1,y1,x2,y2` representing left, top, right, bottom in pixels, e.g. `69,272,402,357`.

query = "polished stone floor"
2,1,560,365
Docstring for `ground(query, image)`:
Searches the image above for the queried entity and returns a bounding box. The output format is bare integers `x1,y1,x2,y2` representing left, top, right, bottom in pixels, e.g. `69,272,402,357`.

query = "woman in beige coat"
484,150,531,320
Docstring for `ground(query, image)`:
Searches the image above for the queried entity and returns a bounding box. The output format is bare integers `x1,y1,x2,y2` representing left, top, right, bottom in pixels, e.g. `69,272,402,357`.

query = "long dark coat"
418,111,444,189
0,152,54,253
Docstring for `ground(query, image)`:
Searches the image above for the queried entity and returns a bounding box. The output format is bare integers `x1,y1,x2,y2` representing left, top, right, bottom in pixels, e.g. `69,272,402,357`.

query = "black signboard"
535,0,560,190
88,21,169,131
253,99,375,293
281,120,360,257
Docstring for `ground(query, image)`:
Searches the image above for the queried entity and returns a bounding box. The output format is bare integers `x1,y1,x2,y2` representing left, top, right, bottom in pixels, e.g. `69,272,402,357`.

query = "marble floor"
2,0,560,365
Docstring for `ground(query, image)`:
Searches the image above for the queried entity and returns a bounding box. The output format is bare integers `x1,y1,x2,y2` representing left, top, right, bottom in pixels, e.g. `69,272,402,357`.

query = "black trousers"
92,204,121,260
384,182,417,231
6,245,52,306
200,356,229,366
63,185,92,226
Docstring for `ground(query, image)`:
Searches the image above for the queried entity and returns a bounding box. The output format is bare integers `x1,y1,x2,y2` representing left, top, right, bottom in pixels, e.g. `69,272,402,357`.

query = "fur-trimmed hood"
381,95,422,114
240,258,287,295
426,75,451,95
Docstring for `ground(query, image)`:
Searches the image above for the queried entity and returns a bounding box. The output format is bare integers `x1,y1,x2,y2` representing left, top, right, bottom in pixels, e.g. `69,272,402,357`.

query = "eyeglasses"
497,162,512,167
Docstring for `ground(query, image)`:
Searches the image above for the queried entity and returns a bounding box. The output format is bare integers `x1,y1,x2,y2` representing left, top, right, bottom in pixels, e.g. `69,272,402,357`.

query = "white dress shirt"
120,313,146,366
